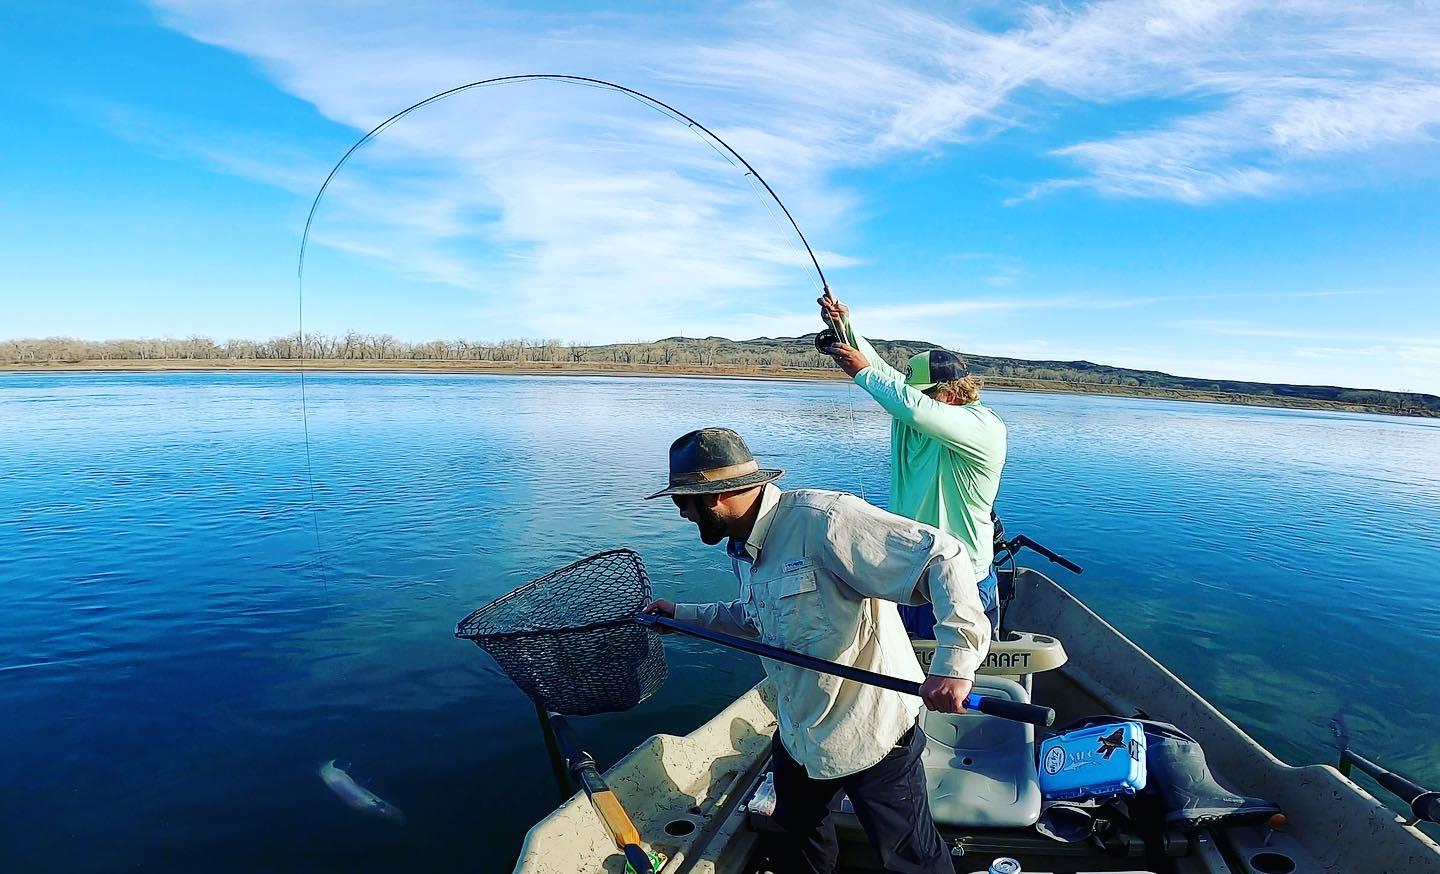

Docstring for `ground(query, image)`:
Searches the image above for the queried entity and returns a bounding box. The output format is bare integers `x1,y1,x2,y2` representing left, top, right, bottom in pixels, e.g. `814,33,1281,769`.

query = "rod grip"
966,693,1056,727
590,789,643,849
549,714,654,872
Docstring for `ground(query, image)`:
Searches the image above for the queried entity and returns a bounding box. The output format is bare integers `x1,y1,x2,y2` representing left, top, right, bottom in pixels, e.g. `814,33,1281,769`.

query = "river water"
3,371,1437,871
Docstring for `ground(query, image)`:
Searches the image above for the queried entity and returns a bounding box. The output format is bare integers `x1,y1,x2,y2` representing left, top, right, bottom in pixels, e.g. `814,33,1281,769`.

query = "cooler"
1037,720,1146,801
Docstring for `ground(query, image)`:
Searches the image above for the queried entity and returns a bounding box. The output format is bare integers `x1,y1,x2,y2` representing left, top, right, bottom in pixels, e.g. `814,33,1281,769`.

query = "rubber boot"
1144,722,1280,830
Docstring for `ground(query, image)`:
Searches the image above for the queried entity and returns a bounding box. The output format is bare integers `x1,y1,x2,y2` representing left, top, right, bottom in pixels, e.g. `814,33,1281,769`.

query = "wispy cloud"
1010,2,1440,202
89,101,331,194
138,1,1440,349
874,289,1387,326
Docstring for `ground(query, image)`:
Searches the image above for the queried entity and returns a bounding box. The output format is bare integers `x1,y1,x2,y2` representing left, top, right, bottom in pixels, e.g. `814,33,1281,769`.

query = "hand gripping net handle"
455,549,667,717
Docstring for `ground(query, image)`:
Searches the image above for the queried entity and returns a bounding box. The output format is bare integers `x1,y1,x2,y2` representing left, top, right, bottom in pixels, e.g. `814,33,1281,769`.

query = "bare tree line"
0,333,1144,382
7,332,1434,414
0,332,842,370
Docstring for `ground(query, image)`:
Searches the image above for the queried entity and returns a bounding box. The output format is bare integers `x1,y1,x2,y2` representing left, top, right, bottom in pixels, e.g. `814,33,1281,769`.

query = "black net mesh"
454,549,667,716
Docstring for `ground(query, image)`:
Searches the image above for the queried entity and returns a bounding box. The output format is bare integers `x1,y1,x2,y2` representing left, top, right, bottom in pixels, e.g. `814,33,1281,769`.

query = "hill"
631,333,1440,416
4,332,1436,417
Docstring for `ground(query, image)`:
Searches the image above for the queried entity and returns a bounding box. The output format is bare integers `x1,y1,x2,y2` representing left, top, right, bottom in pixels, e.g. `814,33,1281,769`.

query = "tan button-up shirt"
674,484,990,779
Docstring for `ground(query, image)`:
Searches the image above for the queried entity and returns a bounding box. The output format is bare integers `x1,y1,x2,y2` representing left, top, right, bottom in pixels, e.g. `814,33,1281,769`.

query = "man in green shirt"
818,292,1007,637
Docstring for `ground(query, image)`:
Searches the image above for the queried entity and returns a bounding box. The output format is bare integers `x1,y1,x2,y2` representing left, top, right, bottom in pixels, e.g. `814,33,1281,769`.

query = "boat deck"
514,569,1440,874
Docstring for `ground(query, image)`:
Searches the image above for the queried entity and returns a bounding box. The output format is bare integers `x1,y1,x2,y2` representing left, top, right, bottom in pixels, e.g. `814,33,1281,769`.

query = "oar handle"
1010,535,1084,575
1414,792,1440,825
638,613,1055,727
1344,746,1440,824
548,714,655,874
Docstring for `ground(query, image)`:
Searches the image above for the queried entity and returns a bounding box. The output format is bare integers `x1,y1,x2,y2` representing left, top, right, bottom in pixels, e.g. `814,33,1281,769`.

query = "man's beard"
692,502,728,545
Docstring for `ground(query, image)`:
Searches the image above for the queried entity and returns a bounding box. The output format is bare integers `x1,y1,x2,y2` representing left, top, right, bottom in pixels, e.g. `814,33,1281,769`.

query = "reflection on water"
2,372,1438,870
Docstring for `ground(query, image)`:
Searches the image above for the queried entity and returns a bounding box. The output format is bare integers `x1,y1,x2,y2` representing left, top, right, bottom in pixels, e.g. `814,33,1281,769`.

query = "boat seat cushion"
921,675,1041,828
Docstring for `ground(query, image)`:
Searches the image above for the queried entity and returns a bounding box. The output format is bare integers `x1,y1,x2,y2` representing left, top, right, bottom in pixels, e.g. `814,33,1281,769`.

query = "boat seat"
921,675,1042,828
911,631,1069,677
824,676,1042,829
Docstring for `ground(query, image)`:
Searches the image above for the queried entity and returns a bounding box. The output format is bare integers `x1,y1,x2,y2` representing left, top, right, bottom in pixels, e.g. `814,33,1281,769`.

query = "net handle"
638,613,1056,727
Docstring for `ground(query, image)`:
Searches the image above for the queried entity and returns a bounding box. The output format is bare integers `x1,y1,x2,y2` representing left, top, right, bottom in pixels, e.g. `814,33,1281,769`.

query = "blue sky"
2,1,1438,393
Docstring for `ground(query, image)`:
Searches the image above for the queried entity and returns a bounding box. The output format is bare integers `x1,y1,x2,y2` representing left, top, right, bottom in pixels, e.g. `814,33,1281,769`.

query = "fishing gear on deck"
546,712,666,874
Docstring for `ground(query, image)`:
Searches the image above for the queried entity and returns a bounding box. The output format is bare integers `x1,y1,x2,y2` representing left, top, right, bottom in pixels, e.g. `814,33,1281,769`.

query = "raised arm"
818,291,902,380
852,365,1001,463
818,293,999,461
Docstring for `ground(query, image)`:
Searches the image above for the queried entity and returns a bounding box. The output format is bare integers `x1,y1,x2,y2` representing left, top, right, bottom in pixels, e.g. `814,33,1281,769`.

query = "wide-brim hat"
904,348,969,391
645,427,783,500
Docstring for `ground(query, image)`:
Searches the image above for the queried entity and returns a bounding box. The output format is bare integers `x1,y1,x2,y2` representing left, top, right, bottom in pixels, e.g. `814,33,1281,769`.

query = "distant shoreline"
5,358,1432,418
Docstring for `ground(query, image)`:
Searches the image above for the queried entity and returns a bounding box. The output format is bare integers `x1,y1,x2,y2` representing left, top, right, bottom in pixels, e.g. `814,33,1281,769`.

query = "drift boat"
513,558,1440,874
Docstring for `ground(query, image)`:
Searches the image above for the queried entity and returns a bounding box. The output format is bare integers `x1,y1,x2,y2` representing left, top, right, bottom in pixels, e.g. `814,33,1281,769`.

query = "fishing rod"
295,74,835,584
546,710,661,874
298,73,829,289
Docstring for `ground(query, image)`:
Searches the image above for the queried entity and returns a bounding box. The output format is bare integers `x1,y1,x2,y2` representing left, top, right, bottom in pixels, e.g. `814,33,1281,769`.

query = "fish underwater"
318,760,405,824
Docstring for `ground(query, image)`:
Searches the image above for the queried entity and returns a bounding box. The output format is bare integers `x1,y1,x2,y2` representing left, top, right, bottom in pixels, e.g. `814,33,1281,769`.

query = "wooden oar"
637,613,1056,727
546,712,658,874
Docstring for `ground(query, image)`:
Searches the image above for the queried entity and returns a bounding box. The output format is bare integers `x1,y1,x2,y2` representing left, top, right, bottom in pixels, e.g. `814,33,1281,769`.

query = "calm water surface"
3,372,1438,871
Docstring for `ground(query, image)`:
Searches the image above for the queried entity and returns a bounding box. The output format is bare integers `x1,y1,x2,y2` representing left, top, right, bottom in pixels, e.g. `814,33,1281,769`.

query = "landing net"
455,549,667,716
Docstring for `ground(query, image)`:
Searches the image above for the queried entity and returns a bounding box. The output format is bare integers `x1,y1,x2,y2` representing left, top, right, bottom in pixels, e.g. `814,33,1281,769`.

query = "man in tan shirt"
644,427,990,874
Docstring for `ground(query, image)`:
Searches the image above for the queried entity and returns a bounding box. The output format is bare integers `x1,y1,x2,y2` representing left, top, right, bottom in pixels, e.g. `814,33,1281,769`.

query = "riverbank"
4,358,1432,418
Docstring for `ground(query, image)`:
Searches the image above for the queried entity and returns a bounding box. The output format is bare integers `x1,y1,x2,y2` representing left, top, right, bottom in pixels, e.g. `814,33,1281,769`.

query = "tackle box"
1038,720,1147,801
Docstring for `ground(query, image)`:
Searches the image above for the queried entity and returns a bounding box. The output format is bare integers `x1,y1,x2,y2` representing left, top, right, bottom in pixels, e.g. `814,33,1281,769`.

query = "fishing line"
846,380,866,501
296,74,862,581
297,279,329,596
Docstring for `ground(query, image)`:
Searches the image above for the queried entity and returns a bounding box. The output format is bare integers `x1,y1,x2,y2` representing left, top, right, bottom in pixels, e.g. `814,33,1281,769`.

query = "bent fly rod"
298,74,831,289
295,75,836,586
300,75,840,584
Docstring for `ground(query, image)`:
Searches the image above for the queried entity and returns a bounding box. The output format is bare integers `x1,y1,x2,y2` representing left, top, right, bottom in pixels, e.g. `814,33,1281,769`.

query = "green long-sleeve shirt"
847,319,1007,581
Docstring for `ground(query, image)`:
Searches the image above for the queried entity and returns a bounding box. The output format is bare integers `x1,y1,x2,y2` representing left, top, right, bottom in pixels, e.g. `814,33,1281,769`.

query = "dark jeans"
899,565,999,640
766,723,951,874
